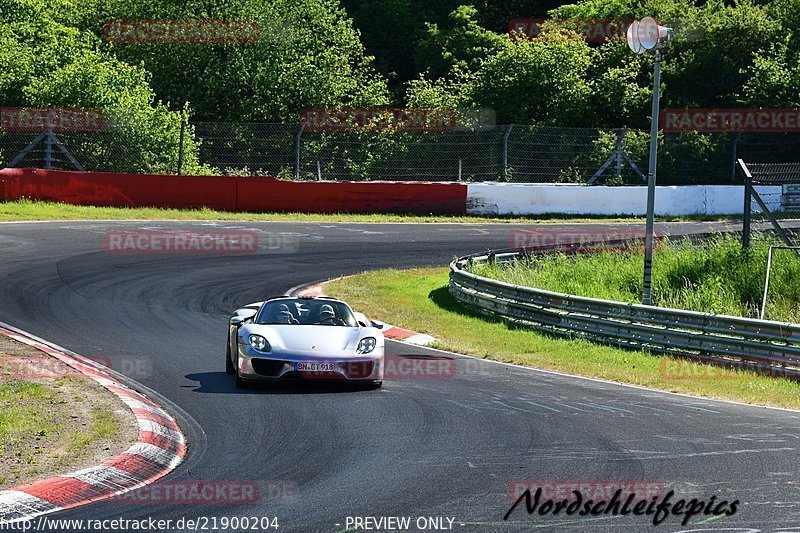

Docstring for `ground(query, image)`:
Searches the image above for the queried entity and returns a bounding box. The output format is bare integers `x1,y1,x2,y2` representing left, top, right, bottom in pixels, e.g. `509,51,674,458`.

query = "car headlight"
248,334,270,352
357,337,376,354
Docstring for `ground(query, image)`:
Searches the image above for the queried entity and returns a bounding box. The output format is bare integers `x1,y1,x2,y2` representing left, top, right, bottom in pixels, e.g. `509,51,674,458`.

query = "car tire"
225,333,235,375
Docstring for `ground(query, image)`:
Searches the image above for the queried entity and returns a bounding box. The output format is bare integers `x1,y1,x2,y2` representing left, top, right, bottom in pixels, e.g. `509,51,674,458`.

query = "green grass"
68,407,120,452
0,199,737,224
0,381,57,450
471,234,800,323
325,268,800,409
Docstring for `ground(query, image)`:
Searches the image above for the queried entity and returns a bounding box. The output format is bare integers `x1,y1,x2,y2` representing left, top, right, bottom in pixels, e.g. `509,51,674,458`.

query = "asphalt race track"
0,220,798,532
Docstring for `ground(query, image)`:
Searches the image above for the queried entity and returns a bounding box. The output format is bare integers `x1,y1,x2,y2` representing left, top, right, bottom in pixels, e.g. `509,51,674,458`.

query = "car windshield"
255,299,358,327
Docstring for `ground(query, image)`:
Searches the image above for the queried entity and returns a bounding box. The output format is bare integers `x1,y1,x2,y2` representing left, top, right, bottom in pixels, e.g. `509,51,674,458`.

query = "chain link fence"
741,160,800,249
4,122,800,184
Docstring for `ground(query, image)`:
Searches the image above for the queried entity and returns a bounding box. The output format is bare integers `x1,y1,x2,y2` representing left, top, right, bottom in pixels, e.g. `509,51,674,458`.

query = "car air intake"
251,359,286,376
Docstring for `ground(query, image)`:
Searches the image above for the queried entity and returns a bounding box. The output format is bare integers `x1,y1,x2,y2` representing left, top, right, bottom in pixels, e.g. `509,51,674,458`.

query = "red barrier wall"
0,168,467,214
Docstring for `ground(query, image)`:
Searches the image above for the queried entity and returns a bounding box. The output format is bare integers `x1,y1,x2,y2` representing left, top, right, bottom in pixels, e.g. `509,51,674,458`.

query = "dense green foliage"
1,0,799,174
470,234,800,322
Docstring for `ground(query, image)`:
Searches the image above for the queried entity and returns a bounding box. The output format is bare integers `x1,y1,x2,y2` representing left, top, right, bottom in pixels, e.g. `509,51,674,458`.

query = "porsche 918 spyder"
226,296,385,388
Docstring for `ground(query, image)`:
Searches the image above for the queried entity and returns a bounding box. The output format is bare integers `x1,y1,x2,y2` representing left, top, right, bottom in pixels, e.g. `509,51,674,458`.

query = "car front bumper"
237,345,384,382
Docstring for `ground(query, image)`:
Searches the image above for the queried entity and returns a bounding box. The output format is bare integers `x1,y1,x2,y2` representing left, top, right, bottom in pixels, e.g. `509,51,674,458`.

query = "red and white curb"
0,326,185,524
296,283,436,346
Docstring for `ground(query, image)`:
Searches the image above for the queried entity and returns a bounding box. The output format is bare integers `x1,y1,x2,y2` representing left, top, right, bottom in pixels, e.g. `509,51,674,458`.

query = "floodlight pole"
641,49,662,306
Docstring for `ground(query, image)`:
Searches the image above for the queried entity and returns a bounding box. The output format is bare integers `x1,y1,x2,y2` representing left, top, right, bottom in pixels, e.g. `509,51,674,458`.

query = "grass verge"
325,268,800,409
0,335,136,488
472,234,800,323
0,199,737,224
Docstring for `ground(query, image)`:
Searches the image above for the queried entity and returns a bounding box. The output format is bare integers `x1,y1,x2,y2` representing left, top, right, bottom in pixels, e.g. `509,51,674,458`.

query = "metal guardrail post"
740,158,752,249
731,132,742,182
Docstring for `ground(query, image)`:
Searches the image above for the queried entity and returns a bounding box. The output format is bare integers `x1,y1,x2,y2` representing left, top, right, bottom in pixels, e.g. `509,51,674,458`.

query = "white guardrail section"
449,250,800,379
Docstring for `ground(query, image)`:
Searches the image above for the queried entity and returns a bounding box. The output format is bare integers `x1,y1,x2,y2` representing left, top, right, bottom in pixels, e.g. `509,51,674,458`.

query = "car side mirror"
370,320,384,330
230,308,257,326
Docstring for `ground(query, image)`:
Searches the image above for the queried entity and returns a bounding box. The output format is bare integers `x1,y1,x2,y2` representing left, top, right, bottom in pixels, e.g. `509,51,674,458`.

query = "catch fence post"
502,124,513,179
177,118,186,175
295,123,304,180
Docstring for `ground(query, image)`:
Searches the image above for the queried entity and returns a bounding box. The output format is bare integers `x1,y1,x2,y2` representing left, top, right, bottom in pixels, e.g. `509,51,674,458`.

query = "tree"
414,6,505,81
0,1,205,173
95,0,390,121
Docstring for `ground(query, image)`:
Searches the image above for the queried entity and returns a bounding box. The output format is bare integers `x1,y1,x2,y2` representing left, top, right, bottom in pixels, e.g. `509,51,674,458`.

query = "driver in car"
276,303,298,324
318,304,343,325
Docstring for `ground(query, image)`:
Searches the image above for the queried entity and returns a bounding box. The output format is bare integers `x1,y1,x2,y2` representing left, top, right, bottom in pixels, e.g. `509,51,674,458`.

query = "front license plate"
295,362,335,372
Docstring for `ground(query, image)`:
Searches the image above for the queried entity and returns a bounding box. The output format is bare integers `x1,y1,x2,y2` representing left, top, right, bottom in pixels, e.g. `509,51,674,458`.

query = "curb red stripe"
137,420,184,443
138,432,186,457
131,408,180,431
0,325,186,524
296,283,325,297
13,478,99,510
383,327,416,340
103,454,164,478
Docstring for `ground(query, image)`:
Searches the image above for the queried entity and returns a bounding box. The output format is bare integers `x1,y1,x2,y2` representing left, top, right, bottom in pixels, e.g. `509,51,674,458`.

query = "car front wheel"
225,332,235,375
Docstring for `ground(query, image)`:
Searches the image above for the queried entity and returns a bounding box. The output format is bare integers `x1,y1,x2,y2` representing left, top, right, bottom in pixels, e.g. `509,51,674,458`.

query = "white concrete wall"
466,183,783,216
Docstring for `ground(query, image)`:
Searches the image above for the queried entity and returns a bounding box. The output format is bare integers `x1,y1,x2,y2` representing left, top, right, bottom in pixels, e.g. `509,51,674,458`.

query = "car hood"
240,324,382,356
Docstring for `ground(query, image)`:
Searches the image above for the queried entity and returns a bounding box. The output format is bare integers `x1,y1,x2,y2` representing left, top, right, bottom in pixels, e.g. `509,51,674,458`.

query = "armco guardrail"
449,249,800,379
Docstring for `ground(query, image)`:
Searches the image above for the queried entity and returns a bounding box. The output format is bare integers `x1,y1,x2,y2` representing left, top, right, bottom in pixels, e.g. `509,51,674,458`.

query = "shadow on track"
185,371,380,395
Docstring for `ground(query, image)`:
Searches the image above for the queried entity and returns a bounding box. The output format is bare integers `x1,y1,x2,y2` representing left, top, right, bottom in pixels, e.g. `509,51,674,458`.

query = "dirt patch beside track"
0,335,137,489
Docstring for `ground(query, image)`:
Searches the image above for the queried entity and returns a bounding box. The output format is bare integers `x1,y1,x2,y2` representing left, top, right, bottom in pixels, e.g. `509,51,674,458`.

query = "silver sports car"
226,296,385,388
